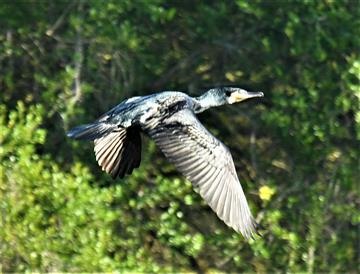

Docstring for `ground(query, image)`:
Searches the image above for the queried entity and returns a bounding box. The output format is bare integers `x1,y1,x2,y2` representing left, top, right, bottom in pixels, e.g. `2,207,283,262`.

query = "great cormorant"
67,87,264,238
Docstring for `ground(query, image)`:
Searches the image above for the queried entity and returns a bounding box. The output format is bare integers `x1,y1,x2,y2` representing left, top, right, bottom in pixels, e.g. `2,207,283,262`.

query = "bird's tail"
67,122,116,140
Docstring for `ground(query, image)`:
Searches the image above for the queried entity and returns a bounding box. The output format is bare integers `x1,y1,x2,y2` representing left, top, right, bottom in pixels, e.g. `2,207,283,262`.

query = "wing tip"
241,218,261,240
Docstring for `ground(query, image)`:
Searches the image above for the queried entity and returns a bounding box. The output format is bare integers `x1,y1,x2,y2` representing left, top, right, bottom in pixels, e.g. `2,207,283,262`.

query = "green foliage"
0,0,359,273
1,103,113,271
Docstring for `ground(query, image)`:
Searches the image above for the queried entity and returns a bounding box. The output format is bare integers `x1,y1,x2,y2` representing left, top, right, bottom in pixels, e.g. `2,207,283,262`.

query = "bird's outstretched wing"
147,109,257,238
94,127,141,179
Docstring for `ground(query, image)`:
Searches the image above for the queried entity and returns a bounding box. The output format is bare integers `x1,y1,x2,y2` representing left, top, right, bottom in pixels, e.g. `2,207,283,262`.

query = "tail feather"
67,122,115,140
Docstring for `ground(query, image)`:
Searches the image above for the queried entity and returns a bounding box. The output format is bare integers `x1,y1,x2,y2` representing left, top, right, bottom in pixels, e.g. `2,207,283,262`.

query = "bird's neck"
193,93,223,113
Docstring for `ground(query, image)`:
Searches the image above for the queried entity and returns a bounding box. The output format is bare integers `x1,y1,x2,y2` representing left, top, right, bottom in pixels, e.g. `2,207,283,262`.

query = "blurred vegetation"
0,0,359,273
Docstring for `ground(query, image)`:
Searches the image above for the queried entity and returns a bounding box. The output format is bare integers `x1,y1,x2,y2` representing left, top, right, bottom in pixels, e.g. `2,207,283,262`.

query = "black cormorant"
67,87,264,238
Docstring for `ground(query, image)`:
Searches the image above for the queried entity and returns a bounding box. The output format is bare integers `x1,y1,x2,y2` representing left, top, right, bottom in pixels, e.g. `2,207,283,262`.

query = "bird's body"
67,87,263,238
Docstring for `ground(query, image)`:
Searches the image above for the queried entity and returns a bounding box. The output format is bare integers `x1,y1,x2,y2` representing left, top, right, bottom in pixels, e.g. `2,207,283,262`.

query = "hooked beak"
244,91,264,99
229,89,264,104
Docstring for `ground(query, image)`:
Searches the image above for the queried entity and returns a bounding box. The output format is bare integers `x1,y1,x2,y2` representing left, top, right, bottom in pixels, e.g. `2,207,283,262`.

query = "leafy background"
0,0,359,273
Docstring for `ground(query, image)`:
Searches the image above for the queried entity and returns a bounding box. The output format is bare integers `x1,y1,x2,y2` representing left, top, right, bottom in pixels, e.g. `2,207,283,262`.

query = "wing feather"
94,127,142,179
148,109,257,238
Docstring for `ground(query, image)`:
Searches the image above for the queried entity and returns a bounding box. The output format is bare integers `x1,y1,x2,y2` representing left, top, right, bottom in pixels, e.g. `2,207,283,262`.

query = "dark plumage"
67,87,264,238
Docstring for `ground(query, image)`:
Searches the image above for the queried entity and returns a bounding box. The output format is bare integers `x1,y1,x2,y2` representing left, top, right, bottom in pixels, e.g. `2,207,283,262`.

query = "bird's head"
204,87,264,105
223,87,264,104
195,87,264,113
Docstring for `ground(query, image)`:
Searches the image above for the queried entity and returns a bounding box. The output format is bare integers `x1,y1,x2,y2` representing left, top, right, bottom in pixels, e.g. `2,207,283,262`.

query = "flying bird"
67,87,264,238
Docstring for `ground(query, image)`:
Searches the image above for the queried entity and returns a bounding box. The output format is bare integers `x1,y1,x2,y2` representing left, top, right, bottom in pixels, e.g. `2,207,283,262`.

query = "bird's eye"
225,90,232,97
